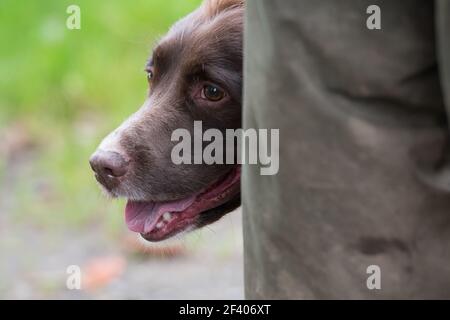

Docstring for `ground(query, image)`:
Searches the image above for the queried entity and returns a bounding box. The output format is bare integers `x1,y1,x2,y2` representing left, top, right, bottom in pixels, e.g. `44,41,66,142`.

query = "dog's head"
89,0,243,241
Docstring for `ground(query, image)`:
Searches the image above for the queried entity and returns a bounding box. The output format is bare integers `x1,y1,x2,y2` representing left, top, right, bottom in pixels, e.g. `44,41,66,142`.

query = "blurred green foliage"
0,0,201,233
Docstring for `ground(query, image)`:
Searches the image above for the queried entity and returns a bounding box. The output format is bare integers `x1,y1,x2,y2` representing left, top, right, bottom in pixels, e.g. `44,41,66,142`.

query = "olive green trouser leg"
243,0,450,299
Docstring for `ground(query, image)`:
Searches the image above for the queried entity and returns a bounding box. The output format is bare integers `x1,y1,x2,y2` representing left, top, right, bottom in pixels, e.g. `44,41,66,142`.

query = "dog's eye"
146,70,153,81
202,84,224,102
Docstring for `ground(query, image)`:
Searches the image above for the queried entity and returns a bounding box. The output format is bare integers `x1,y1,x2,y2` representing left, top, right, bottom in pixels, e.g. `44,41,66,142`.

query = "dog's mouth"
124,166,241,242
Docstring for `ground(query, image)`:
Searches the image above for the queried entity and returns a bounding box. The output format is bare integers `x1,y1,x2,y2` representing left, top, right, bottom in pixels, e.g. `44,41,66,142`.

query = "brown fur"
91,0,244,228
202,0,244,18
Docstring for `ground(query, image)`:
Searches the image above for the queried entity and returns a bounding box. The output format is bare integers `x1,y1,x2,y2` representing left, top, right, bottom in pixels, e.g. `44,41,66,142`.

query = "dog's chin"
123,166,241,242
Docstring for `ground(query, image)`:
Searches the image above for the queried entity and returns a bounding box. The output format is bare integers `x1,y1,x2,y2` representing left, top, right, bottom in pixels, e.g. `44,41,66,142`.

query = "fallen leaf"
82,255,126,291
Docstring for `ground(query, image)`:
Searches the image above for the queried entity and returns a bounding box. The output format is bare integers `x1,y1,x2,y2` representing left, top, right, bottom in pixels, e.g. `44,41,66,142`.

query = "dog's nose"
89,150,129,185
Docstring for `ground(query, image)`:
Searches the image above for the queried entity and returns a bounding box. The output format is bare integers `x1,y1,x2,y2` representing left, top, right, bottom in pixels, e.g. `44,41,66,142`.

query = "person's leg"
243,0,450,299
437,0,450,115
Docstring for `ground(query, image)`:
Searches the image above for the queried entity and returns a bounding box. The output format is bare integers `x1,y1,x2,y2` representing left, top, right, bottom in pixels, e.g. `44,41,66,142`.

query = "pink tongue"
125,196,196,234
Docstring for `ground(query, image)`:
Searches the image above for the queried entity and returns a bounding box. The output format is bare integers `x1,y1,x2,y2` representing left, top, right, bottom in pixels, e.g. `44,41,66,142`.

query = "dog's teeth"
156,222,164,229
163,212,172,221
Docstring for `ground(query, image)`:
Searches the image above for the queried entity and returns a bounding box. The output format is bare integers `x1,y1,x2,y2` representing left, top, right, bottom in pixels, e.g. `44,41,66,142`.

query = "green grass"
0,0,201,233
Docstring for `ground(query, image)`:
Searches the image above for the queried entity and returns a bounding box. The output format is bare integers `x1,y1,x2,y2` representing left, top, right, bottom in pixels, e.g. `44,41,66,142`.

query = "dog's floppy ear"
202,0,244,17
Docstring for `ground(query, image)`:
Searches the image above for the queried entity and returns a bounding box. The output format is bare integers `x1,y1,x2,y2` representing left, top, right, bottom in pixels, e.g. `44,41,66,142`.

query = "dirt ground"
0,207,244,300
